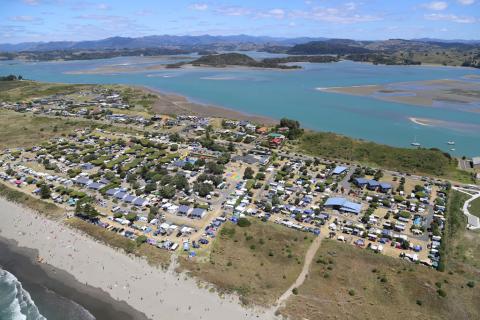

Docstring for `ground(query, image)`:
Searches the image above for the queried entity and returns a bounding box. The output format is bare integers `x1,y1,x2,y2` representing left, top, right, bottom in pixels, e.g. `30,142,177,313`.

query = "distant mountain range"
2,34,480,53
0,35,329,52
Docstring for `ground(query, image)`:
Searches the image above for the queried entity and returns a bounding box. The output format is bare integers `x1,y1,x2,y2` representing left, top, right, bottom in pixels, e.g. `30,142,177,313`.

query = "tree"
144,182,157,193
228,141,235,152
243,167,254,180
136,235,147,245
40,184,51,199
148,206,159,222
75,197,99,219
173,174,189,190
159,185,176,199
125,213,137,222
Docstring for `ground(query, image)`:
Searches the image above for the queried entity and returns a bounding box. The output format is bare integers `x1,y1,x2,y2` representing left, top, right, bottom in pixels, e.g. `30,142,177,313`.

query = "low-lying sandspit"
0,197,277,320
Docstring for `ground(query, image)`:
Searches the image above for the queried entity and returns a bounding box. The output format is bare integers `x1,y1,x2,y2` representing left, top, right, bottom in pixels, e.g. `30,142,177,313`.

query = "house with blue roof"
190,208,206,219
379,182,392,193
353,177,369,187
133,197,148,207
324,197,362,215
367,180,380,190
177,205,191,216
331,166,348,175
106,188,120,196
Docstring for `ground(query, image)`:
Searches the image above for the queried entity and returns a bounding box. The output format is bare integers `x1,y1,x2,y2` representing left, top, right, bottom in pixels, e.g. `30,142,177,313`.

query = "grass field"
443,191,480,274
469,197,480,219
177,219,314,306
281,240,479,320
0,80,94,102
0,109,91,149
299,132,473,183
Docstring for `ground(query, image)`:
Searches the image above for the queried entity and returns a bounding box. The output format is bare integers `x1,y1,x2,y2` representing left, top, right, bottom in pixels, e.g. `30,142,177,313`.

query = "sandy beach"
0,197,277,320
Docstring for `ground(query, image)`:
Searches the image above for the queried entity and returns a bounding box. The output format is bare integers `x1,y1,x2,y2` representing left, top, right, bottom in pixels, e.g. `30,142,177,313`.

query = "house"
190,208,206,219
123,194,136,203
232,154,258,165
74,176,92,186
379,182,392,193
256,127,268,134
177,205,192,216
133,197,149,207
324,197,362,215
87,182,105,190
353,177,369,187
106,188,120,196
331,166,348,175
367,180,380,190
472,157,480,169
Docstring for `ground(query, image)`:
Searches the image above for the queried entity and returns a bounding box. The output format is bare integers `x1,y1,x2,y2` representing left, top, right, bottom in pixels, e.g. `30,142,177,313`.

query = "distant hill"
0,35,329,52
288,40,371,55
167,53,302,69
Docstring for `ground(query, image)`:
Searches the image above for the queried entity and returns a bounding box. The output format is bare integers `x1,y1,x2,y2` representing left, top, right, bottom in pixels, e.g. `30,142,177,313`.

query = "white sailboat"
447,141,455,145
411,136,421,147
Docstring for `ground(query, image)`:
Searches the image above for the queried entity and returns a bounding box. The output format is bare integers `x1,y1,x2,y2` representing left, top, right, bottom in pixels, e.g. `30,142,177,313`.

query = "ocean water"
0,268,46,320
0,267,95,320
1,54,480,156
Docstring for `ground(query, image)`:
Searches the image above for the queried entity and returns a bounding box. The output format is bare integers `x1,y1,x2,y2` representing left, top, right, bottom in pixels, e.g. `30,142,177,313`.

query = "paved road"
275,235,323,308
453,187,480,230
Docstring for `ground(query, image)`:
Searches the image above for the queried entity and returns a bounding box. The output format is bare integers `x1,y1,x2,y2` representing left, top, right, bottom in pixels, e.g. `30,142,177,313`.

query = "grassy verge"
65,217,170,269
298,132,473,182
469,197,480,219
0,183,63,218
281,240,479,320
177,219,313,306
442,190,480,275
0,80,94,102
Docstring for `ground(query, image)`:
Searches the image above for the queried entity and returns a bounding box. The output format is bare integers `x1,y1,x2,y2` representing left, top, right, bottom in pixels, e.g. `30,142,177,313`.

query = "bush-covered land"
299,132,472,182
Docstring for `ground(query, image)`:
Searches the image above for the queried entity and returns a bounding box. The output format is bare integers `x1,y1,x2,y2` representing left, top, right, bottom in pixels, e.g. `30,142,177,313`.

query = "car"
199,238,209,245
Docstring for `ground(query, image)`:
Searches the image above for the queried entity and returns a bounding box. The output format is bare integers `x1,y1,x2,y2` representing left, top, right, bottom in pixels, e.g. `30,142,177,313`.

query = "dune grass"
0,183,64,219
177,219,313,306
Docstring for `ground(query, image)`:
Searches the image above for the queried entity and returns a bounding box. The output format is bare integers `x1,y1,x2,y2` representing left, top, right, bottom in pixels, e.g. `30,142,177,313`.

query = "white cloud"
422,1,448,10
290,6,381,24
10,15,37,21
457,0,475,4
258,8,286,19
215,6,251,16
22,0,39,5
425,13,476,23
97,3,110,10
189,3,208,11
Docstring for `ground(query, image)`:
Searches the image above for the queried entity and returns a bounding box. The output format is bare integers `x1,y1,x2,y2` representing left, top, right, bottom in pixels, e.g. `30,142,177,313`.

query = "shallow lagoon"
1,56,480,156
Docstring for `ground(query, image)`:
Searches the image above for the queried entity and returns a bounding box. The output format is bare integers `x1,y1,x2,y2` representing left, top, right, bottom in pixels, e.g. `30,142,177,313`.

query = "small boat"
447,141,455,145
450,148,456,151
411,136,421,147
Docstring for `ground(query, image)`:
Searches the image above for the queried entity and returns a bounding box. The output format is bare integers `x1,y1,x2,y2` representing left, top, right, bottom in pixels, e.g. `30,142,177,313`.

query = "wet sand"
0,197,277,320
138,86,278,125
319,79,480,109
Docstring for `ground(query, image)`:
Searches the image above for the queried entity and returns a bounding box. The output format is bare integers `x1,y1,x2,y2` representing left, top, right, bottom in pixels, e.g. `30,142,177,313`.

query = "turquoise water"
1,55,480,156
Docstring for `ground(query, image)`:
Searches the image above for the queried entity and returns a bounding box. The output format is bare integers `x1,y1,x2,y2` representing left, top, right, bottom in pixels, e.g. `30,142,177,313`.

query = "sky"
1,0,479,43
